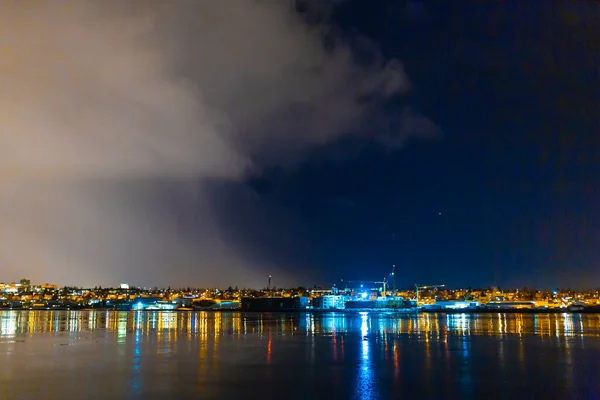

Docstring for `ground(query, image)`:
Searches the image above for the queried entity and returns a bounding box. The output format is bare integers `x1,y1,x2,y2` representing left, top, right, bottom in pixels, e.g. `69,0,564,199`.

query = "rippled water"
1,311,599,399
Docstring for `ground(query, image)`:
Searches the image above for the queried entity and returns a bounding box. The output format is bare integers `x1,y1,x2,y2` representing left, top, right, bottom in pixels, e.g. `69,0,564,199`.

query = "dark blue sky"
229,0,600,289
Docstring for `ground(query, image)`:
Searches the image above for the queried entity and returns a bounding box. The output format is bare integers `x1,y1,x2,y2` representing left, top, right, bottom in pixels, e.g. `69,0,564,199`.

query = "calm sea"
1,311,599,399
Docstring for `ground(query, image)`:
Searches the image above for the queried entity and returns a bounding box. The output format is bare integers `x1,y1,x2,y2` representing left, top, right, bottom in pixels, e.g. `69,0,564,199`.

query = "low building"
131,296,175,310
486,301,535,309
422,300,481,310
313,295,349,310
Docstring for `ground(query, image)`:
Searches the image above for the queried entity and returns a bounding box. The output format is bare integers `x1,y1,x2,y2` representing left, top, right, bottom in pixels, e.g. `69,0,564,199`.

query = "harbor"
2,275,599,313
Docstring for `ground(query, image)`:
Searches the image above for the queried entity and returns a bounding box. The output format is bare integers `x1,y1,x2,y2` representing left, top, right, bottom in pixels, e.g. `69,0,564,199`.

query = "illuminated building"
131,297,176,310
486,301,535,309
313,295,349,309
40,283,58,290
421,300,481,310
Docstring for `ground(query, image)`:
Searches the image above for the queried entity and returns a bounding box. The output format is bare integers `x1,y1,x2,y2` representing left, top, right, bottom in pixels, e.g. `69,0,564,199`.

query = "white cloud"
0,0,414,286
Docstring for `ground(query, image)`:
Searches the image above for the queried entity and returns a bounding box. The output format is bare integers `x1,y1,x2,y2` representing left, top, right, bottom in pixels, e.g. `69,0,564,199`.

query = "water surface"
1,311,599,399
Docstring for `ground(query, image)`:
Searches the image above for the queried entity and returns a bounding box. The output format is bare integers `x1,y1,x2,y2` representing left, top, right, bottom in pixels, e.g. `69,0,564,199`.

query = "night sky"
1,0,598,289
238,0,600,289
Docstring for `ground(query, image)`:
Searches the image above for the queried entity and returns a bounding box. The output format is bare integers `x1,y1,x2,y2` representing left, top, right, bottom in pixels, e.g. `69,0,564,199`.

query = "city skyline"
3,276,600,314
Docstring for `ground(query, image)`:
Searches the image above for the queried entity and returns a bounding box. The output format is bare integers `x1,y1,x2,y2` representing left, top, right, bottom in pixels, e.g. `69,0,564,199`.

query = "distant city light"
0,279,597,313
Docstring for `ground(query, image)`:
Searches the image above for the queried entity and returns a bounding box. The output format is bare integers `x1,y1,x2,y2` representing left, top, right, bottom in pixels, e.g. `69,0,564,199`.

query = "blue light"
361,292,367,299
355,313,375,399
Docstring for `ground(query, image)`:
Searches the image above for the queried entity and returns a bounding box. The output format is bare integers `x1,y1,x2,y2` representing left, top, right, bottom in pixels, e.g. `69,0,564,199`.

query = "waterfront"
1,311,600,399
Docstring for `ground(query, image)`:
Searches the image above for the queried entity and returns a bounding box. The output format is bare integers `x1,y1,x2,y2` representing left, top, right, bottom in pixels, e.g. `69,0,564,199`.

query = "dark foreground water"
1,311,600,399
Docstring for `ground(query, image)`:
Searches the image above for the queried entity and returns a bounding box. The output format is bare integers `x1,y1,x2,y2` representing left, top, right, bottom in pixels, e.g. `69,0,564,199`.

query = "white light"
361,292,368,299
447,303,468,309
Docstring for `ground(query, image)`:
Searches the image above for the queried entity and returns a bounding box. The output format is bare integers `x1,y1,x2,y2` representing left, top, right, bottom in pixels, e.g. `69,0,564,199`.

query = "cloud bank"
0,0,421,287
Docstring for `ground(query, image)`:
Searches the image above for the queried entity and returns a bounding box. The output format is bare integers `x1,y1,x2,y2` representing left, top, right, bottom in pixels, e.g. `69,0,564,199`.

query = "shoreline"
0,307,597,314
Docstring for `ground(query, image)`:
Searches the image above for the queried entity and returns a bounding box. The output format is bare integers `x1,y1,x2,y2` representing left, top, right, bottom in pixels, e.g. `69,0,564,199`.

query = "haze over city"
0,0,598,290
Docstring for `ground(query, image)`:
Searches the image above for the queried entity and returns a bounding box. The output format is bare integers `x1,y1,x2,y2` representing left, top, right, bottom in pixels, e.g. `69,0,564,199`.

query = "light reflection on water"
356,312,377,400
1,310,600,338
1,311,600,399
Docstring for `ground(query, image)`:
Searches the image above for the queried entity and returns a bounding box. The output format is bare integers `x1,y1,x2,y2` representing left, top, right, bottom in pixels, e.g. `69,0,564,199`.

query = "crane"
414,284,445,307
341,279,387,297
342,264,399,298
